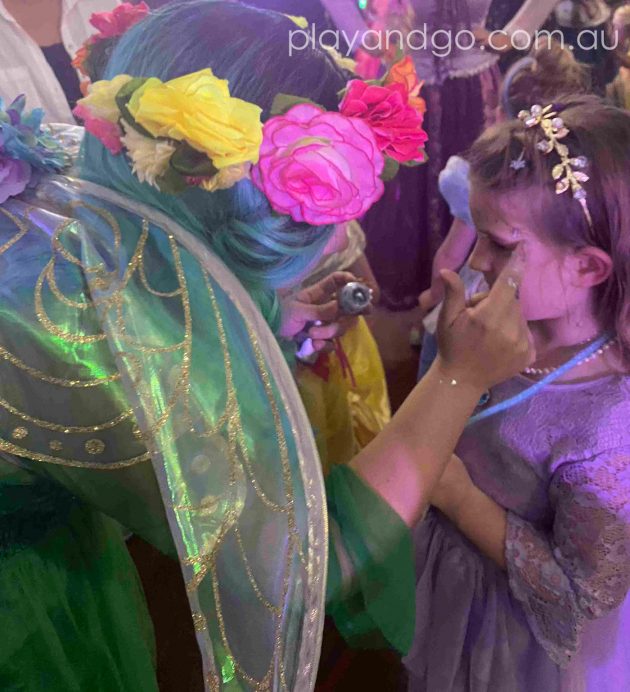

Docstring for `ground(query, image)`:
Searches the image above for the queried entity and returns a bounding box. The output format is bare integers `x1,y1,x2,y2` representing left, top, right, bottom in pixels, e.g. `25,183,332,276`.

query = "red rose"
89,2,149,40
339,80,428,164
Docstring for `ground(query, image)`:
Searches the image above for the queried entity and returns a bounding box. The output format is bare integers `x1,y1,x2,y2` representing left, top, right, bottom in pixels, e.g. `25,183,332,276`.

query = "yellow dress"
297,317,391,475
296,222,391,475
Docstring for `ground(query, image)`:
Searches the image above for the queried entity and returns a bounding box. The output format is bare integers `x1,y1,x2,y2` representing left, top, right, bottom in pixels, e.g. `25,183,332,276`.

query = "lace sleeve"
505,451,630,667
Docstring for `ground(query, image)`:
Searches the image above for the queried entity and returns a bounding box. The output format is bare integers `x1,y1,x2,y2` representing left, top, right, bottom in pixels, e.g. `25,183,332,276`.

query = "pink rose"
89,2,149,40
0,157,31,203
252,104,384,226
74,104,123,155
339,80,428,164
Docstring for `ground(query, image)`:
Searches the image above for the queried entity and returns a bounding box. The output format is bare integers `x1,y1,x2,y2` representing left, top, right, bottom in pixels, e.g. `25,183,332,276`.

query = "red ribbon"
304,339,357,389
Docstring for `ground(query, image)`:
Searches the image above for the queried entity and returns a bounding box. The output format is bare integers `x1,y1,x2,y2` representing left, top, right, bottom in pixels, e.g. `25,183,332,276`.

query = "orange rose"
385,56,426,116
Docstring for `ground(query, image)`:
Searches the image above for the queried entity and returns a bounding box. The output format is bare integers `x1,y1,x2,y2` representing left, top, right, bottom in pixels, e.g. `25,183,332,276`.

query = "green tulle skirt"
0,503,157,692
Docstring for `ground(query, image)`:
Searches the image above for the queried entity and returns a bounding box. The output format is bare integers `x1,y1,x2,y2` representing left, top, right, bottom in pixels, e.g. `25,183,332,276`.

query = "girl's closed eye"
478,231,518,253
491,239,515,252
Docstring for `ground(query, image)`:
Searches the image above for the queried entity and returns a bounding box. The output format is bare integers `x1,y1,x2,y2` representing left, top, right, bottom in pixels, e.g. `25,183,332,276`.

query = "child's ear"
569,246,613,288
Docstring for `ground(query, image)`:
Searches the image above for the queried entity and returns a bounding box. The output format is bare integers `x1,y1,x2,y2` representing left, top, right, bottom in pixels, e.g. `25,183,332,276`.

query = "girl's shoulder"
544,374,630,468
493,374,630,472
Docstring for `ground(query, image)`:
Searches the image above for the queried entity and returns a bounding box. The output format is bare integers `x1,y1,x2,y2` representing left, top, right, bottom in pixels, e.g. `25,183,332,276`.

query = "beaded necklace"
468,333,614,426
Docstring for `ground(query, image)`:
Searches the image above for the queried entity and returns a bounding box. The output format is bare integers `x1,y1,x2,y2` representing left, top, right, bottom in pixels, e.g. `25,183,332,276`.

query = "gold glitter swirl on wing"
0,207,29,255
55,202,122,273
245,323,307,568
0,210,121,387
0,436,150,469
210,558,275,690
138,237,183,298
43,259,118,310
233,524,282,616
130,233,192,436
51,219,103,272
0,344,121,387
0,395,133,432
114,298,188,353
207,528,295,690
34,265,107,344
174,272,300,689
203,272,292,514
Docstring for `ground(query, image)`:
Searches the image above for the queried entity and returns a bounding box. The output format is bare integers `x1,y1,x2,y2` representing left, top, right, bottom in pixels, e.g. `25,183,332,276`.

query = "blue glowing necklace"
468,333,615,426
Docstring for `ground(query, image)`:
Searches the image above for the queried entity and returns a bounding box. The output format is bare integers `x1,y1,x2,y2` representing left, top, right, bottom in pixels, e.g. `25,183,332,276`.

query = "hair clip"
510,149,527,171
517,104,593,230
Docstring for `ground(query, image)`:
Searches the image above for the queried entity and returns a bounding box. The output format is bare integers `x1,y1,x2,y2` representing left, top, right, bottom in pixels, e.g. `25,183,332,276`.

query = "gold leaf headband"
515,104,593,230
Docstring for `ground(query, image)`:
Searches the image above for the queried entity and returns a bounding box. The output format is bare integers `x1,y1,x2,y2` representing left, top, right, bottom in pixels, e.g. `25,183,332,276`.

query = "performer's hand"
436,244,534,389
279,272,357,347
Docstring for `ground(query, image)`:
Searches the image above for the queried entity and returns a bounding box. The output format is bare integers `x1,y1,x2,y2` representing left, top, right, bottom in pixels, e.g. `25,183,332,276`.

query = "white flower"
200,162,252,192
120,122,175,188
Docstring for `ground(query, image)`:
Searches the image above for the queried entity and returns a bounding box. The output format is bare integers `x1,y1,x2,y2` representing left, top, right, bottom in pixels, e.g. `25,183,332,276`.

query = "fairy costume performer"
0,3,536,691
0,89,398,692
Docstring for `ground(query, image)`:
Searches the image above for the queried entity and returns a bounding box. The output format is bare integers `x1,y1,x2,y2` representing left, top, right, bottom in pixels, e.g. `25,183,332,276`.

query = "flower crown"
0,96,67,204
73,55,428,226
514,104,593,230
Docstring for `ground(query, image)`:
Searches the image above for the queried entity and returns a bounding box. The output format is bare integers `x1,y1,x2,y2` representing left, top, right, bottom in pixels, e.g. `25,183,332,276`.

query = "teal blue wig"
80,0,349,331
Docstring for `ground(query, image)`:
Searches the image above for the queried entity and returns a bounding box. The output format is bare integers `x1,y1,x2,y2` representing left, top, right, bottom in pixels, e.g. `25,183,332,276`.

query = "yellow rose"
79,74,133,123
120,122,175,189
127,69,263,169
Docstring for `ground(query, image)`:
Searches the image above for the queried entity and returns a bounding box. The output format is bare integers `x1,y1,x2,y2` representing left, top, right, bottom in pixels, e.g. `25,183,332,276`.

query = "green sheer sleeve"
325,465,416,655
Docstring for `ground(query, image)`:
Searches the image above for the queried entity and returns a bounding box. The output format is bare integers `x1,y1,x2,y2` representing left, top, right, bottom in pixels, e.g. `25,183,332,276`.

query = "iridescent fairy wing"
0,176,327,691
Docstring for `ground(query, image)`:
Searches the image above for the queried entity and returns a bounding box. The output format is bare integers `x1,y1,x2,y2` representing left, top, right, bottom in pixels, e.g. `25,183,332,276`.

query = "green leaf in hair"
170,143,218,177
115,78,154,139
270,93,324,116
400,150,427,168
156,164,188,195
381,157,400,182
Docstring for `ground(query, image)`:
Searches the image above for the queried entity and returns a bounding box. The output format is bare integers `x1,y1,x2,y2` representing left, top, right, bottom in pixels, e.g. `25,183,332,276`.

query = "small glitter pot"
337,281,373,316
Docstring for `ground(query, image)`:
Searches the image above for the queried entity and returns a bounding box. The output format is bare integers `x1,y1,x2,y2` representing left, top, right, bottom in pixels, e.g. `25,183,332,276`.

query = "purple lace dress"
406,374,630,691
